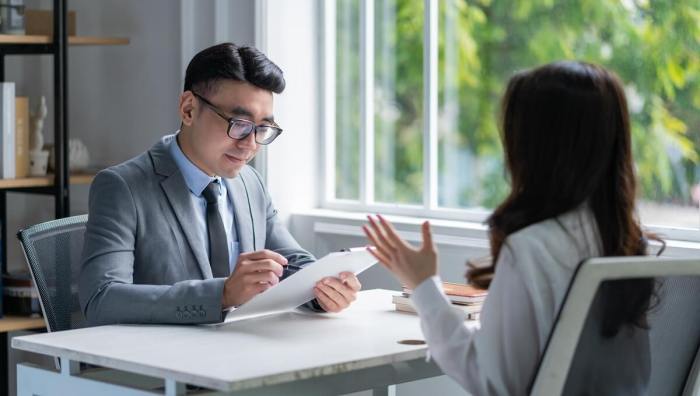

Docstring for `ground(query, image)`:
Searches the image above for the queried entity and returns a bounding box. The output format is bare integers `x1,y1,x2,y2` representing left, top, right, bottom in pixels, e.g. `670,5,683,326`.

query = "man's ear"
179,91,196,126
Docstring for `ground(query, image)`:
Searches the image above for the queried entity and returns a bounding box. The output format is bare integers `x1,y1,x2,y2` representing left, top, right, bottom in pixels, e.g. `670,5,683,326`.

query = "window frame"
319,0,700,243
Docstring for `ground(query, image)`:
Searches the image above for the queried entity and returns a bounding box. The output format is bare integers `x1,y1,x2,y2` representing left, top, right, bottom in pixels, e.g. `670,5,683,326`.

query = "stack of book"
2,271,41,316
392,281,488,321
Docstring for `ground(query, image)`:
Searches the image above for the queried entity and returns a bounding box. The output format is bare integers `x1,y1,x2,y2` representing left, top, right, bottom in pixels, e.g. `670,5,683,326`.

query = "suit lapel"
160,175,212,278
224,175,256,253
150,135,212,279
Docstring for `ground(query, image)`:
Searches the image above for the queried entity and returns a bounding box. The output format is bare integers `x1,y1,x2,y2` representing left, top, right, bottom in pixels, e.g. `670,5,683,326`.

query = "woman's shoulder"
504,205,600,263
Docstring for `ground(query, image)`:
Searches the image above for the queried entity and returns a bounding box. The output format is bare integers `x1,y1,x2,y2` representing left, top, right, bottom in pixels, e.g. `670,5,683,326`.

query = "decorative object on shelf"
29,95,49,176
69,138,90,170
29,96,45,152
25,9,76,36
0,0,24,34
29,150,48,176
46,138,90,172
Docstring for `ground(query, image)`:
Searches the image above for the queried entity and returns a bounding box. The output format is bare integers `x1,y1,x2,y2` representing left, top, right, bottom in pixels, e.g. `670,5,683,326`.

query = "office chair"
529,257,700,396
17,215,89,333
17,214,170,389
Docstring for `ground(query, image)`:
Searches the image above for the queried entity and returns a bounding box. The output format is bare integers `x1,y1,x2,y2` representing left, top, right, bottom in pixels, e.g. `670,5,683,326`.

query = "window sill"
291,208,700,258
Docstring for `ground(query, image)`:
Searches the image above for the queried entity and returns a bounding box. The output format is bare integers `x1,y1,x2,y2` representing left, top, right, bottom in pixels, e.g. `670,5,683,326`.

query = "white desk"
12,289,450,395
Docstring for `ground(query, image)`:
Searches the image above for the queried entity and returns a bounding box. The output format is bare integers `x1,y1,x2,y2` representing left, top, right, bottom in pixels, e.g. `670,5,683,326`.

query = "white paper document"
219,248,377,323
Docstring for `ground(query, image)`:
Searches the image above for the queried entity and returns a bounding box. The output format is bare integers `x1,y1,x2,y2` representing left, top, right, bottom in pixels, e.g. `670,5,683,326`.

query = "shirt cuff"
410,275,452,318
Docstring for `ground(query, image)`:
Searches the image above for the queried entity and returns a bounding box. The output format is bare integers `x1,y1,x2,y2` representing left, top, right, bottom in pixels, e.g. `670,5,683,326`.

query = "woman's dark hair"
184,42,285,95
467,61,660,338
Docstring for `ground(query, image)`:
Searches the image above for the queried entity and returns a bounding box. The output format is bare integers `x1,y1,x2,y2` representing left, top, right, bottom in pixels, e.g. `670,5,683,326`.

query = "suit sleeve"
79,169,227,325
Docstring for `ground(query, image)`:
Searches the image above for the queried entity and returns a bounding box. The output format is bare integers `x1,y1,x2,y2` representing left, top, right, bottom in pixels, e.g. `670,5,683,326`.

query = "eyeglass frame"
191,91,283,145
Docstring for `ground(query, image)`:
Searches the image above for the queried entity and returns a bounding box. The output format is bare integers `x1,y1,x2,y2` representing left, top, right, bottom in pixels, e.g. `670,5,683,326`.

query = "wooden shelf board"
0,315,45,333
0,34,129,46
0,173,96,189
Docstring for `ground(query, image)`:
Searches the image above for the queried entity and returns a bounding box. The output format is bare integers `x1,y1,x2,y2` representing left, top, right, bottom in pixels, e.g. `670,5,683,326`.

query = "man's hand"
222,250,288,308
313,272,362,313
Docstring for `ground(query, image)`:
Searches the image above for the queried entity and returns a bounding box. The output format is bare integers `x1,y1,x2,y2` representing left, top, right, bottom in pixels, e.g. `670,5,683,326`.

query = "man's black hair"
184,42,285,95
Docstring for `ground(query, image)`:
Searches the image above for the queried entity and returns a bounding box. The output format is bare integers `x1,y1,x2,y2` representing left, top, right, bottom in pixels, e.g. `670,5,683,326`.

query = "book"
25,10,77,36
0,83,15,179
392,294,482,313
392,296,480,321
15,97,29,178
2,271,41,316
467,255,493,270
402,281,487,304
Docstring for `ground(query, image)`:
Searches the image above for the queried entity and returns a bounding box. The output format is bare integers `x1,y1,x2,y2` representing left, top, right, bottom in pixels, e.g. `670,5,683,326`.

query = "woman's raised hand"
362,214,438,289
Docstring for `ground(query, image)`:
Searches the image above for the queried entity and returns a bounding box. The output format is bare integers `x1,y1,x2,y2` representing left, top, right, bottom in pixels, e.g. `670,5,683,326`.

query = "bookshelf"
0,34,129,46
0,1,129,394
0,173,95,189
0,316,44,333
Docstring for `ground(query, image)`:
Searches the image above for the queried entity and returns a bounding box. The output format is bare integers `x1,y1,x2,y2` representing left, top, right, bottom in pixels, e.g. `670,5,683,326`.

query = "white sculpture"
29,96,49,176
30,96,47,152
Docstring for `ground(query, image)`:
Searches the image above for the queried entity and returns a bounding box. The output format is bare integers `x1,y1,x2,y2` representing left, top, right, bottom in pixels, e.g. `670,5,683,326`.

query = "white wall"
263,0,321,224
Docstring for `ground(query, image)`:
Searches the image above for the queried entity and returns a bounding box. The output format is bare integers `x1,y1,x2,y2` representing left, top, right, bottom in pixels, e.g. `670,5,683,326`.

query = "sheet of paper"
219,247,377,323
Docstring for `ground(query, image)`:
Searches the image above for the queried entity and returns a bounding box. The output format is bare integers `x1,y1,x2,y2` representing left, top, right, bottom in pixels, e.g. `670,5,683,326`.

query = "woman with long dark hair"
364,61,659,395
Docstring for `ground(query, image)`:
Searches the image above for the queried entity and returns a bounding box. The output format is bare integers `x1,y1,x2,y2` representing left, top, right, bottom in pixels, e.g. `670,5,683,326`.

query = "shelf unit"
0,2,128,277
0,316,44,333
0,173,94,190
0,1,128,394
0,34,129,46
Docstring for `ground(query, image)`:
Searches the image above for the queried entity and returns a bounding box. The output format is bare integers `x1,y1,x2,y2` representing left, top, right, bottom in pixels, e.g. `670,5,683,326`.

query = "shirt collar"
168,132,220,197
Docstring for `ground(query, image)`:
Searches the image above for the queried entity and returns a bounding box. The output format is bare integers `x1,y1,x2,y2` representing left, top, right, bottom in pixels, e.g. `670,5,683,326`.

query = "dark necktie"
202,181,230,278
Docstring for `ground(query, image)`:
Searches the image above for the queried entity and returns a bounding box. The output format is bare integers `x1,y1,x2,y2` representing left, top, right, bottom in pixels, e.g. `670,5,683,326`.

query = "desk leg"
371,385,396,396
1,332,7,396
165,379,186,396
60,358,80,375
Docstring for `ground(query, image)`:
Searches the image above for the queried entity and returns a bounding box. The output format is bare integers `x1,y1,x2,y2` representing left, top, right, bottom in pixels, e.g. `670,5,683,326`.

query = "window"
324,0,700,232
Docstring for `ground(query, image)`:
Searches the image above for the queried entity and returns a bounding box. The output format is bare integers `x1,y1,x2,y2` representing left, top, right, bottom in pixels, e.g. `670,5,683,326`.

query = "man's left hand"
313,272,362,313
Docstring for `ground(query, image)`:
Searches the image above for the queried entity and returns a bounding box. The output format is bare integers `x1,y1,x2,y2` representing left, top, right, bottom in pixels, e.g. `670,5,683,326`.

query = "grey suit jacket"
79,134,316,325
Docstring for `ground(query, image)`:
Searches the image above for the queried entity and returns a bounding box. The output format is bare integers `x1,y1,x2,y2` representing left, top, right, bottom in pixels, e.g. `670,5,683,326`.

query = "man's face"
179,79,275,178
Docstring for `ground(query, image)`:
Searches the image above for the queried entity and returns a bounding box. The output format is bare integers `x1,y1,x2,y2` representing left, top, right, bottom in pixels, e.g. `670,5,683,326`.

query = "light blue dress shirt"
168,134,240,274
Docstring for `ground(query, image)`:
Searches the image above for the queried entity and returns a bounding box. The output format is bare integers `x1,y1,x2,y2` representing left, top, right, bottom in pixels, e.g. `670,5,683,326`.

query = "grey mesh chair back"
17,215,88,333
530,257,700,396
647,275,700,395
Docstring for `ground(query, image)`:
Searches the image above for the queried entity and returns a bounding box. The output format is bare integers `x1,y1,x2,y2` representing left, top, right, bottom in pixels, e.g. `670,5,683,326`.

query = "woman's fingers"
366,246,393,269
367,215,396,250
376,214,409,248
421,221,435,252
362,225,394,259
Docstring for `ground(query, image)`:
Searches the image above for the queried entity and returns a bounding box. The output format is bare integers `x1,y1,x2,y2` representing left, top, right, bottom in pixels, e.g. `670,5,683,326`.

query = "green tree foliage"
336,0,700,208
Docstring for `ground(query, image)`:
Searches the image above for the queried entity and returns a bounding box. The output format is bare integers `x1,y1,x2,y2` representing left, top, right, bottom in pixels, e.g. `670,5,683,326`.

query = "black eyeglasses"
192,92,283,145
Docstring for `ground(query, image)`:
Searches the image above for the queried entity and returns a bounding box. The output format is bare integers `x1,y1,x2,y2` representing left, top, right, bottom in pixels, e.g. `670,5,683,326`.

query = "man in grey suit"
79,43,362,325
